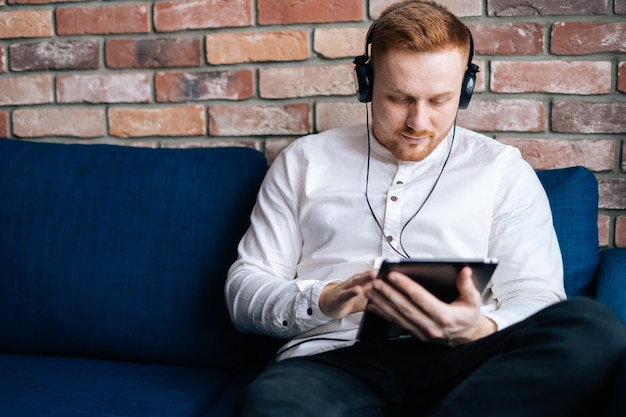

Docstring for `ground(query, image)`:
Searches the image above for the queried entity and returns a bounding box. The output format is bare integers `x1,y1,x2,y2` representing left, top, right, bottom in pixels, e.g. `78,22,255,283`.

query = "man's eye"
391,96,410,103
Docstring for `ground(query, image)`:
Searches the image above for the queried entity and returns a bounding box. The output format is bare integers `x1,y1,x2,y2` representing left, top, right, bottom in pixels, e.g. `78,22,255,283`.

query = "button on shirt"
225,124,566,361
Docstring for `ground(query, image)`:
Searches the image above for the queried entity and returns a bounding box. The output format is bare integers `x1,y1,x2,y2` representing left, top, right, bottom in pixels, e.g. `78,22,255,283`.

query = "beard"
371,118,448,162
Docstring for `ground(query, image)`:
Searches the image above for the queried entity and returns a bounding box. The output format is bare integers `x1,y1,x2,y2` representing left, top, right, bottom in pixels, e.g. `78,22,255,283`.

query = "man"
225,1,626,416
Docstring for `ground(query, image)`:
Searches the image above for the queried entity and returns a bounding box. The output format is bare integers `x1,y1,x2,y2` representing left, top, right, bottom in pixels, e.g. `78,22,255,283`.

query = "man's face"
370,46,466,162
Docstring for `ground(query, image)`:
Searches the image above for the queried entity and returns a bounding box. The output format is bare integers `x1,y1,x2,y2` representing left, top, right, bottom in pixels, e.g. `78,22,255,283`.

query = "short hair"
370,1,471,66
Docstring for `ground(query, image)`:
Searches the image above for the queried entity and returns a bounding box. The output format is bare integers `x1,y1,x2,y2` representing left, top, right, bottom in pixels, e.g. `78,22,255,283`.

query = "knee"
561,297,625,332
235,375,304,417
232,360,349,417
542,297,626,358
234,366,306,417
234,380,275,417
233,358,384,417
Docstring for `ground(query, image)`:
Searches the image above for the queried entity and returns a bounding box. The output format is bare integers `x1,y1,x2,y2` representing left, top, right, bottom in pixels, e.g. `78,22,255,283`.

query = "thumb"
457,266,480,301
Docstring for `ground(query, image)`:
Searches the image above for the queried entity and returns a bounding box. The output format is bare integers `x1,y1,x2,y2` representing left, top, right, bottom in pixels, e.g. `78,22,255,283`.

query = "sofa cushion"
536,166,599,296
0,353,242,417
595,248,626,324
0,138,267,368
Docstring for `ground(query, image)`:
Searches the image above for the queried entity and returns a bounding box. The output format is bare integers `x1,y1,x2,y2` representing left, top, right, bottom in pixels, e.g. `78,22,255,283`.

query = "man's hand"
319,270,378,319
365,267,496,345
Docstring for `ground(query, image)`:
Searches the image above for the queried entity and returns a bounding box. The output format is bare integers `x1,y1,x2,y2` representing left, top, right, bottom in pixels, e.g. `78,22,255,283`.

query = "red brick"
0,112,8,137
264,139,294,164
598,215,610,247
10,40,99,71
206,31,308,64
491,61,611,94
155,70,254,102
57,73,151,104
457,100,545,132
0,10,53,39
260,64,355,99
371,0,482,18
473,60,486,93
488,0,606,15
598,179,626,209
109,105,206,138
552,22,626,55
469,23,543,55
56,4,149,35
0,74,53,106
258,0,362,25
106,38,201,69
314,27,369,59
618,62,626,94
154,0,252,32
497,138,615,171
616,217,626,248
316,102,368,132
8,0,82,3
209,104,311,136
13,107,104,138
553,102,626,134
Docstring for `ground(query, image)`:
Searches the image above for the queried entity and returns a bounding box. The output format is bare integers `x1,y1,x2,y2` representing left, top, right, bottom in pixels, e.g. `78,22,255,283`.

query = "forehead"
373,46,465,93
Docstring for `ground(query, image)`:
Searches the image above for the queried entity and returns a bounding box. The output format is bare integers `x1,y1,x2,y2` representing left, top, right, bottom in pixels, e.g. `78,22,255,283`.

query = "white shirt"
225,124,566,360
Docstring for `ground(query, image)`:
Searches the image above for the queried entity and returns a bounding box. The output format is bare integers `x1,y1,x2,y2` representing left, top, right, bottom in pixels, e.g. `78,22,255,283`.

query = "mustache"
399,129,435,138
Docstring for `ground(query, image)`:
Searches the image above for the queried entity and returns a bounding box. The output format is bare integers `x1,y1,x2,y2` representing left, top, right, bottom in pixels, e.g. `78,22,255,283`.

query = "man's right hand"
319,270,378,319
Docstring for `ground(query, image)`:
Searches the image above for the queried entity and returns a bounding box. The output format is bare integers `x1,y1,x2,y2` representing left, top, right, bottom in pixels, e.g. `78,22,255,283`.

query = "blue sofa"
0,137,624,416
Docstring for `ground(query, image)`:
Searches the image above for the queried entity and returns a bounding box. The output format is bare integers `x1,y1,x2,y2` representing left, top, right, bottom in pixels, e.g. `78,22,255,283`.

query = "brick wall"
0,0,624,247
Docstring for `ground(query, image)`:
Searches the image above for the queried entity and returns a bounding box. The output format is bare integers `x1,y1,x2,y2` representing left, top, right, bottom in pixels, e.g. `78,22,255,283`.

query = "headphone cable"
364,105,457,259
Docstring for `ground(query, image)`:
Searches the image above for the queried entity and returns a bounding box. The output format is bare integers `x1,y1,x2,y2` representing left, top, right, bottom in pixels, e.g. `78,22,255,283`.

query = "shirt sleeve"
224,142,334,338
482,148,567,329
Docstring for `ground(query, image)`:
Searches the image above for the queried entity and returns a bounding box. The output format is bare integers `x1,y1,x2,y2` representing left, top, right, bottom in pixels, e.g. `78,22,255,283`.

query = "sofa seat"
0,353,249,416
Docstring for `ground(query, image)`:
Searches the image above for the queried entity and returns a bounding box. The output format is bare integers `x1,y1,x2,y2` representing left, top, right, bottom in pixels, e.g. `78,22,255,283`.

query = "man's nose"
405,102,429,131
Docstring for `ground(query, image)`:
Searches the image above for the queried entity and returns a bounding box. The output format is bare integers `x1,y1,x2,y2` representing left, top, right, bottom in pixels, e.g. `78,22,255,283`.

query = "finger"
367,302,430,341
366,286,429,339
369,278,442,339
351,270,378,286
455,267,481,304
338,270,376,290
330,270,378,308
386,271,443,310
382,273,457,339
336,285,363,301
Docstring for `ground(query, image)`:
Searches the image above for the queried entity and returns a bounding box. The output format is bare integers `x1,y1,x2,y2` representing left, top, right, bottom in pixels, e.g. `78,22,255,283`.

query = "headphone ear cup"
459,70,476,109
354,56,373,103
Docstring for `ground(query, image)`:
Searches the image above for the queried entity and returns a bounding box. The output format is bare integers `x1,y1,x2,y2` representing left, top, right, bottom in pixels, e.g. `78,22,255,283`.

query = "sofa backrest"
0,138,600,367
536,166,599,296
0,138,267,369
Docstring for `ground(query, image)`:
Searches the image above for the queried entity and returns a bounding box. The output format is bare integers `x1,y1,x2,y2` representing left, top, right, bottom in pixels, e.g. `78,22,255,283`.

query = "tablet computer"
357,258,498,340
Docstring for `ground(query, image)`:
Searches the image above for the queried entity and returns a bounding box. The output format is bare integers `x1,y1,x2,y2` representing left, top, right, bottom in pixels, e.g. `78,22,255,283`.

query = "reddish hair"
370,1,471,65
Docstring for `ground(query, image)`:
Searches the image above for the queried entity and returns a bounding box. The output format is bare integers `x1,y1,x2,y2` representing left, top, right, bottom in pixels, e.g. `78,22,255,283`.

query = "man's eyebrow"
430,91,456,99
386,89,456,99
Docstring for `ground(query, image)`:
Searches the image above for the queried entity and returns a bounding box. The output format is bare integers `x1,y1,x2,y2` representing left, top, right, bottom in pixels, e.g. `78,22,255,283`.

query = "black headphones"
353,22,479,109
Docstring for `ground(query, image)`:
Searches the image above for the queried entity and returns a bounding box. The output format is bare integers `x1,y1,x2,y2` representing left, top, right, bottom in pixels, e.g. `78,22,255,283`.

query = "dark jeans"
235,298,626,417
